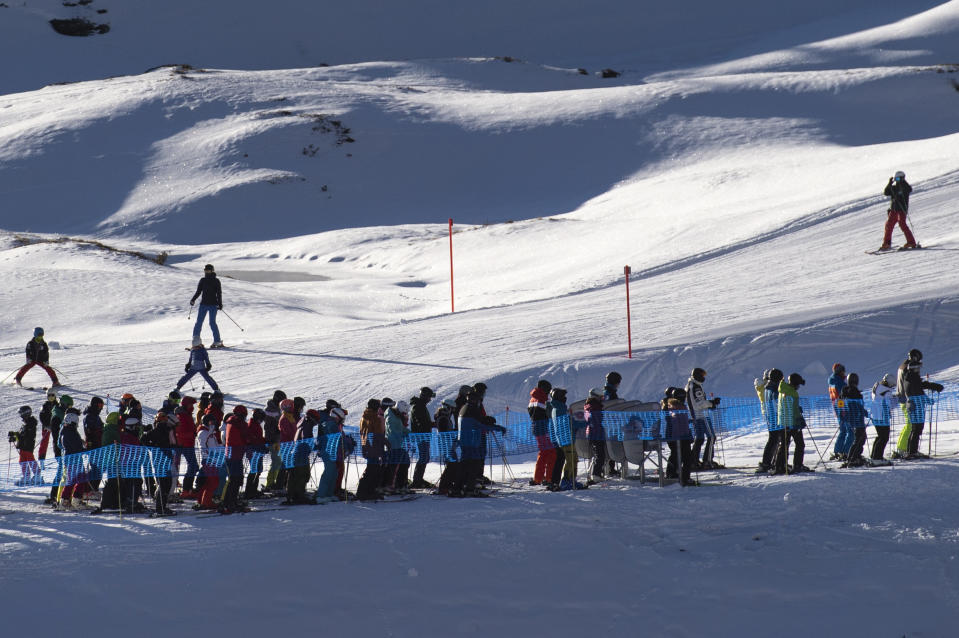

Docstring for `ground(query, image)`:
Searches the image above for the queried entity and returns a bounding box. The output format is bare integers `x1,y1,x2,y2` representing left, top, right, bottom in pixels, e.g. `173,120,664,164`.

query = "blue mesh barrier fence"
1,388,954,491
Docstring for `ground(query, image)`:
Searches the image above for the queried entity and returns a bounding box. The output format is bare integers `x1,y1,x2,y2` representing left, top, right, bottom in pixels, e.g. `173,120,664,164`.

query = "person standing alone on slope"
14,327,59,387
879,171,917,251
190,264,224,348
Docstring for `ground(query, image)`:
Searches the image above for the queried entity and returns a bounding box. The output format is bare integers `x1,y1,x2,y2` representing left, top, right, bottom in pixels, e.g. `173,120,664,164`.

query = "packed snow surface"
2,0,959,636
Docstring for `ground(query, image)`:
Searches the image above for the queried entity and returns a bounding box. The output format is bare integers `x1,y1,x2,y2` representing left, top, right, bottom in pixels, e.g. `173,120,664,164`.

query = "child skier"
175,338,220,394
11,406,40,485
869,374,897,464
385,400,412,493
529,379,555,487
773,373,810,474
357,398,386,501
409,387,436,489
14,327,59,387
219,405,249,514
828,363,851,461
839,373,869,468
585,388,609,480
244,408,268,499
315,406,348,503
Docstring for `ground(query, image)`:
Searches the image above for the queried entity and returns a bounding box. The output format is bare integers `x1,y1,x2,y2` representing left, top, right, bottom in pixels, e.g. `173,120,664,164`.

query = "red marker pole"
449,218,455,313
625,265,632,359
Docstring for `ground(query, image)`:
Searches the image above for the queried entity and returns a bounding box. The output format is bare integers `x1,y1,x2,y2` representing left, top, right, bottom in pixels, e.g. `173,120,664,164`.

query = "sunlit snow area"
1,1,959,636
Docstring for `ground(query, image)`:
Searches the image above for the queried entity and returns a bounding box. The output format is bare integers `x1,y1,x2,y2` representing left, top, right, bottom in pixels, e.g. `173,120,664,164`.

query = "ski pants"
15,360,59,385
18,451,40,483
883,209,916,246
534,435,556,484
315,452,337,499
897,397,927,454
760,430,780,468
192,304,221,343
835,421,854,456
222,458,244,508
264,443,282,489
177,448,200,492
175,369,220,394
848,427,867,462
590,439,609,478
871,426,890,460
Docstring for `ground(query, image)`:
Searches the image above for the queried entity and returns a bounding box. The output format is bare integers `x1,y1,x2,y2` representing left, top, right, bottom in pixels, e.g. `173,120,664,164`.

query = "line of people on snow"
754,348,943,475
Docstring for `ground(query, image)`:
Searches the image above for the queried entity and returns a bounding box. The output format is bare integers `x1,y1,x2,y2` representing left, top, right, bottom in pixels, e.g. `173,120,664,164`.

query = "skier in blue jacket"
174,338,220,394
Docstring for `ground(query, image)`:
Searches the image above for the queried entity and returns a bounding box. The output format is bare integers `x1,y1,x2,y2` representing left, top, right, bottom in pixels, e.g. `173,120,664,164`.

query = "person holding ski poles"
894,349,943,459
174,338,221,394
190,264,224,348
14,327,59,387
879,171,918,251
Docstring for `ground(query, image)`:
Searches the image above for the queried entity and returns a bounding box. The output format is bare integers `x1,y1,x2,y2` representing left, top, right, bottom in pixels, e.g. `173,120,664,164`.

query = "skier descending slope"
190,264,224,348
14,327,59,387
175,338,221,394
894,349,943,459
878,171,918,251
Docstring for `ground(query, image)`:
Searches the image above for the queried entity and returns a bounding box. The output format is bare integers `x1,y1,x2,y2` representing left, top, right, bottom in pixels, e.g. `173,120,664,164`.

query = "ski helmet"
908,348,922,364
204,264,215,272
787,373,805,387
279,399,295,413
60,395,73,408
768,369,784,384
536,379,552,392
380,397,395,409
33,327,44,338
606,371,622,385
63,412,79,426
396,400,409,414
233,405,248,418
442,398,457,410
251,408,266,422
325,399,341,411
191,335,202,348
330,406,346,421
881,373,894,387
832,363,846,376
458,385,471,397
472,382,488,396
847,372,859,387
366,398,381,411
895,171,905,180
420,386,436,399
692,368,706,383
18,405,31,418
272,390,287,403
549,387,567,402
306,409,322,422
589,387,604,399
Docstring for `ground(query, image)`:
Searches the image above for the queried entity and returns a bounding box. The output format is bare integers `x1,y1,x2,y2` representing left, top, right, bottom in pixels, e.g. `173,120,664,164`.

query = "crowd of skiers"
5,347,946,514
753,348,944,475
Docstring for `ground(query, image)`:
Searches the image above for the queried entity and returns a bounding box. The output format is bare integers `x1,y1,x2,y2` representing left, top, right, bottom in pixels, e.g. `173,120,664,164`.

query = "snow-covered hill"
2,2,959,636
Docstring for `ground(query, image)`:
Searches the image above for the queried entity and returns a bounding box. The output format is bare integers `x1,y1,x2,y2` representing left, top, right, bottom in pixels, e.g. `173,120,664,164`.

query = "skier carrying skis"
879,171,918,251
14,327,59,387
190,263,224,348
894,349,943,459
174,338,221,394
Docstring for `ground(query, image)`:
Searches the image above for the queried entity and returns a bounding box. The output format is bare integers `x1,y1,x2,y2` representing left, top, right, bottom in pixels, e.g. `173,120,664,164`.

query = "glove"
184,364,190,373
217,304,223,311
710,398,721,407
206,365,212,372
494,425,507,434
929,383,944,393
190,300,195,306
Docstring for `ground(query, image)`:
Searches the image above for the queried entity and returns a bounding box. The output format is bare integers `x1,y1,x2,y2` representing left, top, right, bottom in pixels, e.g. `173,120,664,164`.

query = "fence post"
624,265,632,359
449,218,455,313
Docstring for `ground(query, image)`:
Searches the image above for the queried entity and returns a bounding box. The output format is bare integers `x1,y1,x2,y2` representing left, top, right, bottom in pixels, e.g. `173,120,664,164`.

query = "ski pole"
220,309,245,332
188,305,193,321
7,442,13,488
1,368,18,384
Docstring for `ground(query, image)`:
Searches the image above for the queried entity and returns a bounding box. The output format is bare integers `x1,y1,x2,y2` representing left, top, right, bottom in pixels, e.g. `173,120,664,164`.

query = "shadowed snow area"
2,1,959,637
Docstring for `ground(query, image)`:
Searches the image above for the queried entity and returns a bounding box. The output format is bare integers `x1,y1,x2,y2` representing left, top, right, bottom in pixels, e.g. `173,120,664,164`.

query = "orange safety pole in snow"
449,218,455,313
625,265,632,358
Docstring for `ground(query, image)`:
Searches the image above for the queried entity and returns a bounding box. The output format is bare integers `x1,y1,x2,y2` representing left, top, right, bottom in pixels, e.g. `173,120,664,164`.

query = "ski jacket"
457,402,503,448
549,399,572,447
59,422,84,456
48,405,65,455
359,408,385,442
884,178,912,213
827,372,846,403
409,396,434,434
385,407,410,450
777,381,802,430
684,377,714,421
25,338,50,363
434,407,454,433
871,379,898,427
143,421,175,449
185,347,212,373
838,385,867,428
39,400,54,429
584,397,605,440
278,412,297,443
763,384,780,430
263,403,281,444
603,384,620,401
101,413,120,447
83,408,104,449
224,415,247,459
528,387,550,436
196,425,220,463
190,272,222,307
246,418,266,448
897,360,940,398
174,406,196,447
16,416,38,452
661,397,691,440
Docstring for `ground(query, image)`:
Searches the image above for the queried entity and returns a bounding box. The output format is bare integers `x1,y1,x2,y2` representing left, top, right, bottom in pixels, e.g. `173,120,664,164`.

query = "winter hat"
90,396,104,407
420,386,436,399
279,399,295,413
306,409,323,422
396,400,409,414
293,397,306,413
47,389,57,401
380,397,395,409
60,395,74,408
204,264,215,272
33,327,44,338
457,385,471,397
251,408,266,422
325,399,341,411
768,369,784,384
18,405,31,418
105,413,119,426
330,406,346,421
63,413,79,426
472,382,488,396
895,170,905,180
589,387,604,399
192,335,202,348
908,348,922,364
180,395,197,407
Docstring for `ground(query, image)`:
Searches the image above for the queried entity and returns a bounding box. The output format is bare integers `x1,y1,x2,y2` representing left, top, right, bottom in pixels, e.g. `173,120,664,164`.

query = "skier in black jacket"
190,264,224,347
14,327,59,387
12,406,40,485
894,349,943,459
879,171,917,251
409,387,436,489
